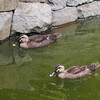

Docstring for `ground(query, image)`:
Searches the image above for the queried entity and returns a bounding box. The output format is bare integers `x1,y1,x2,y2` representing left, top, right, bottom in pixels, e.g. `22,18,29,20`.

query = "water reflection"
0,42,13,65
0,42,33,66
13,48,32,65
29,79,67,100
0,17,100,100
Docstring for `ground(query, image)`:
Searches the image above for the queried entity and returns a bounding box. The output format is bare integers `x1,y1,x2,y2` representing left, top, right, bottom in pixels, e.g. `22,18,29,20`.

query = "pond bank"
0,0,100,42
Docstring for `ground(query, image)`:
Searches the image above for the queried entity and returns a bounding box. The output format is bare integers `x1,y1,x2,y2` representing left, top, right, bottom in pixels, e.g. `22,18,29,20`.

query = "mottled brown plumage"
19,33,62,48
50,63,100,79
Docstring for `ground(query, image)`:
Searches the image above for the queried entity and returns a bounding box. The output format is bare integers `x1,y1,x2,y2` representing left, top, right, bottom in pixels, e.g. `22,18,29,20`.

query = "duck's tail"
48,33,62,41
53,33,62,39
87,62,100,72
92,62,100,68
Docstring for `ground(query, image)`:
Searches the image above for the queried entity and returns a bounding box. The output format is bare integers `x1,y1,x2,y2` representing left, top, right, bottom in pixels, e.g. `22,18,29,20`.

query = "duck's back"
67,66,86,74
28,33,62,43
25,39,55,48
29,35,48,43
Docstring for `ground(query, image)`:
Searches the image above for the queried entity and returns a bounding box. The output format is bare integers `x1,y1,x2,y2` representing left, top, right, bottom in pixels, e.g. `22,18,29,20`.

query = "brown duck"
50,63,100,79
18,33,62,48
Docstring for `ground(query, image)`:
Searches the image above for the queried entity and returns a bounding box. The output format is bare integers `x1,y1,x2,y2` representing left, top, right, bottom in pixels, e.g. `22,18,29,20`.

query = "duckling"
19,33,62,49
50,63,100,79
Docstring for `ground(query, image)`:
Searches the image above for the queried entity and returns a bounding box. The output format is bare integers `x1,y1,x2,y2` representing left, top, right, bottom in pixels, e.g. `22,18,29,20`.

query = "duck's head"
19,35,29,43
50,64,65,77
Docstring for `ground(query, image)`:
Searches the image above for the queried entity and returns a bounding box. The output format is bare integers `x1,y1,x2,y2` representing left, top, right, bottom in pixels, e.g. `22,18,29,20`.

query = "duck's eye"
56,67,61,70
58,67,61,69
20,37,24,39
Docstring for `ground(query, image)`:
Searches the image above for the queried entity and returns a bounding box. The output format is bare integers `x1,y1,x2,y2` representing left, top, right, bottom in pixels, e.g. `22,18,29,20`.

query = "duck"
50,63,100,79
18,33,62,49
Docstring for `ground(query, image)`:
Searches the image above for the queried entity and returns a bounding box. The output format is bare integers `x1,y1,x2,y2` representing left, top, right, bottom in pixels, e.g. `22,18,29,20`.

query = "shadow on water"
1,17,100,100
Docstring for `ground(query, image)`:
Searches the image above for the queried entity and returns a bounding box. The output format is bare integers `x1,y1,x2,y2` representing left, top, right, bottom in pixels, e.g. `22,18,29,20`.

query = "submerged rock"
12,2,52,34
0,12,13,41
0,0,18,11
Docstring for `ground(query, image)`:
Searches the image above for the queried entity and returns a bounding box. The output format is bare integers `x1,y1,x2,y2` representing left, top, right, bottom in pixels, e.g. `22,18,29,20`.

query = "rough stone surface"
0,12,13,40
66,0,93,7
52,7,78,26
19,0,49,3
49,0,68,11
77,1,100,19
0,0,18,11
12,2,52,33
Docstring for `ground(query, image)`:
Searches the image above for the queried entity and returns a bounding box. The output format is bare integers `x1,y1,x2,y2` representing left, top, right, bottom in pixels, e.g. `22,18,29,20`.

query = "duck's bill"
49,71,57,77
12,41,19,46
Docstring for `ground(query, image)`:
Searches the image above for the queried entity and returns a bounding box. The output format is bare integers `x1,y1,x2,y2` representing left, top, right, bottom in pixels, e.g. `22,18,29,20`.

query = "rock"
0,12,13,41
77,1,100,19
52,7,78,26
12,2,52,34
49,0,67,11
19,0,49,3
66,0,93,7
0,0,18,11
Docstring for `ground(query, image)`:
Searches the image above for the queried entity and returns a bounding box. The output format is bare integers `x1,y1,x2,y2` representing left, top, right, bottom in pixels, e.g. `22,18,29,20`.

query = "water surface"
0,17,100,100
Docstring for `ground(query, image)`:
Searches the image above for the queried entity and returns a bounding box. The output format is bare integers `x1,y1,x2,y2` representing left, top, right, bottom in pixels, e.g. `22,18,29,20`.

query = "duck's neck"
57,71,66,79
20,43,28,48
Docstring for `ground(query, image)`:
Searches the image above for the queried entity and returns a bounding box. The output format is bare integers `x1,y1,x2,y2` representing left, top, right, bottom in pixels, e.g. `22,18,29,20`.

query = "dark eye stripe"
55,67,61,70
20,37,25,39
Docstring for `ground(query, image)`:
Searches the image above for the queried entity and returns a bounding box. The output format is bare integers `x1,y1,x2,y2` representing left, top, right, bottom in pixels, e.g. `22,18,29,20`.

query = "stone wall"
0,0,100,41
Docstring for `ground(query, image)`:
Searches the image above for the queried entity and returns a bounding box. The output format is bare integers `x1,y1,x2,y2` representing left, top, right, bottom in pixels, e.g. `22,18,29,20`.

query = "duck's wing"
28,33,62,42
66,66,86,74
29,35,48,43
26,39,54,48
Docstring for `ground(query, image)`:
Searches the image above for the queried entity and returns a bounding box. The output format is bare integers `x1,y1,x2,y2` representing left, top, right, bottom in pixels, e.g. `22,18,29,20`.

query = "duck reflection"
29,79,67,100
13,48,32,65
0,41,33,66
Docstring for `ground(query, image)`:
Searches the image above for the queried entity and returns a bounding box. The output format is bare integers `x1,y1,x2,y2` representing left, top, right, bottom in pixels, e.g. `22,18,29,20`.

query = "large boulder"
19,0,49,3
49,0,67,11
77,1,100,19
66,0,93,7
0,12,13,41
52,7,78,26
12,2,52,34
0,0,18,11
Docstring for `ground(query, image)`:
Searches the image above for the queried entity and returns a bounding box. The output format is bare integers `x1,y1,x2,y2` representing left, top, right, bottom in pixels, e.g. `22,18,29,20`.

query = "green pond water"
1,17,100,100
